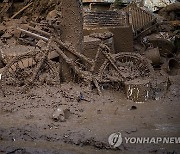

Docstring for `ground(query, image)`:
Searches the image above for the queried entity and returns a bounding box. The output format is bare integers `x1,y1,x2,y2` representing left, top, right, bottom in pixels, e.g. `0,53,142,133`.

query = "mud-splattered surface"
0,0,180,153
0,78,180,153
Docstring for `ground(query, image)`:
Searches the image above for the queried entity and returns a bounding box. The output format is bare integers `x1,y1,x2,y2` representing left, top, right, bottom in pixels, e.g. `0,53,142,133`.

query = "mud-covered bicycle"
1,29,154,96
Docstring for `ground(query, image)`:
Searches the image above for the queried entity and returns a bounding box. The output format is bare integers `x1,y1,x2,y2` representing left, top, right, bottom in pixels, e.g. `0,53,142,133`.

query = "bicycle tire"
98,52,154,83
1,50,59,95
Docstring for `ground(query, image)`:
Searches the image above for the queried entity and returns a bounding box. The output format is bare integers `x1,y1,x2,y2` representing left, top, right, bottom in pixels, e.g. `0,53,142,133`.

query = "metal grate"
83,10,128,28
121,3,156,32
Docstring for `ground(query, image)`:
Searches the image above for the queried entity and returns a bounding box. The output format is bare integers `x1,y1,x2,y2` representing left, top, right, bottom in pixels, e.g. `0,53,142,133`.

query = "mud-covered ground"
0,0,179,153
0,77,180,154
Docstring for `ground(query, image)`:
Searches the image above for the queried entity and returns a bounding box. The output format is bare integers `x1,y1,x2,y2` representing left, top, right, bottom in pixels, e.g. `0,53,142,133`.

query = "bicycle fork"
99,44,125,81
29,38,53,84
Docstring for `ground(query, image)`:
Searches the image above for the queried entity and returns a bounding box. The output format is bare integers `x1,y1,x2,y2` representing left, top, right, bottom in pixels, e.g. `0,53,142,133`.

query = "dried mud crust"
98,52,154,82
0,82,180,153
1,50,60,95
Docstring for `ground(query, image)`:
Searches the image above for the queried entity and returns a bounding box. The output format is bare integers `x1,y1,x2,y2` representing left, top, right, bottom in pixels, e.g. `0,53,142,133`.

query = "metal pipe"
25,25,51,37
17,27,49,42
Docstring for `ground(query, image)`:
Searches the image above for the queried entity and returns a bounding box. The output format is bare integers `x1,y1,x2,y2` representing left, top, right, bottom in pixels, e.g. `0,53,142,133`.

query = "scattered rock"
129,105,137,110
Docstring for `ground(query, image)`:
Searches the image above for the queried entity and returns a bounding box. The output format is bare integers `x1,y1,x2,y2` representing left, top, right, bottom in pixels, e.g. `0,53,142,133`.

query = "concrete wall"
84,26,133,53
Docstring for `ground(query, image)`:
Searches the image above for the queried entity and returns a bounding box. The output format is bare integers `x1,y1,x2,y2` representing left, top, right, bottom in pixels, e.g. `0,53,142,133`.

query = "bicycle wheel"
1,50,59,95
98,52,154,83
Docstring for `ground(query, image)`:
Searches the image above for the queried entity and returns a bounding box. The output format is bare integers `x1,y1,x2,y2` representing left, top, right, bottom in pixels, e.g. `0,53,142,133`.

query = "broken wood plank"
11,2,33,19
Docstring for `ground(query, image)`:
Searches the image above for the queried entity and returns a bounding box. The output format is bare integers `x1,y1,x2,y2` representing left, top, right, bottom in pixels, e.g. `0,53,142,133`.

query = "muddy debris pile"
0,0,179,104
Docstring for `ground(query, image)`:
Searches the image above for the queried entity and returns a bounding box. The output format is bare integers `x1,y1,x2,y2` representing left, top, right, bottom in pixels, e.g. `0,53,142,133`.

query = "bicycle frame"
52,38,125,82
